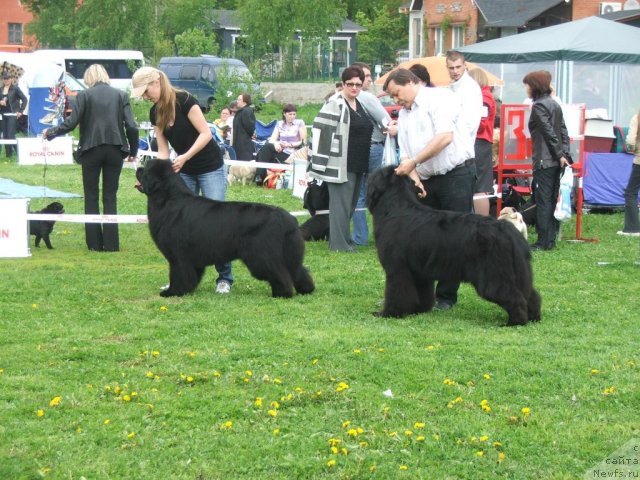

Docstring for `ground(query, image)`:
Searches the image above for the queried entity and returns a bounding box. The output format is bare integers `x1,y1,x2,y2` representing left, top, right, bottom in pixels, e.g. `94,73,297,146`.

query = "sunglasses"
345,82,363,88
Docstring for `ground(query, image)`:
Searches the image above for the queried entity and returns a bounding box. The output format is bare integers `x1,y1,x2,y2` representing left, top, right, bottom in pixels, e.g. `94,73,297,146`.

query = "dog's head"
43,202,64,214
498,206,519,220
366,166,423,213
135,159,179,199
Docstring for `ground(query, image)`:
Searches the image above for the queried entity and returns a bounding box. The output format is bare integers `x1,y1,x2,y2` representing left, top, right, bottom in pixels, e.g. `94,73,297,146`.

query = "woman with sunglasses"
309,66,383,252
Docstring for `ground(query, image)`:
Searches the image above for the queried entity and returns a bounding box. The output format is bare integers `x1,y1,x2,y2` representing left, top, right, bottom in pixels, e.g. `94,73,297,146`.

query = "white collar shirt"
397,86,463,179
450,71,482,160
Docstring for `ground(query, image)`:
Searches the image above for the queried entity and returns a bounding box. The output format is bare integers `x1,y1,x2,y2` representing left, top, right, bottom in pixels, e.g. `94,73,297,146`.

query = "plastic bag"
554,166,573,221
381,133,398,167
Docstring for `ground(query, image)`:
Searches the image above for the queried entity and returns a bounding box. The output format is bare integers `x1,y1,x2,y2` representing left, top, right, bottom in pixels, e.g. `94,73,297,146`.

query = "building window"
411,17,422,58
8,23,23,44
433,27,444,56
452,26,464,48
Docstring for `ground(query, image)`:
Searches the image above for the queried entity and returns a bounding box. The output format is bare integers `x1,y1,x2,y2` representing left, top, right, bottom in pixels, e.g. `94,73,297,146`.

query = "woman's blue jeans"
180,166,233,285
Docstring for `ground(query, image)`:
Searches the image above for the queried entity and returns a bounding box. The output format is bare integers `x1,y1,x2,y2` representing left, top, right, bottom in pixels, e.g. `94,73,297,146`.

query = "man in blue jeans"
350,62,392,246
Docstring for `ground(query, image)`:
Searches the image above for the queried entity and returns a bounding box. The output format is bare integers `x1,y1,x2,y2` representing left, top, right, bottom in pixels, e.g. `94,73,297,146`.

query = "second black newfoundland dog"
136,160,315,298
366,166,541,326
30,201,65,249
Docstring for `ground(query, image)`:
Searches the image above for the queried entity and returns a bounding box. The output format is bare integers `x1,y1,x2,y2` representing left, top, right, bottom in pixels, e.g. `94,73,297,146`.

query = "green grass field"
1,151,639,478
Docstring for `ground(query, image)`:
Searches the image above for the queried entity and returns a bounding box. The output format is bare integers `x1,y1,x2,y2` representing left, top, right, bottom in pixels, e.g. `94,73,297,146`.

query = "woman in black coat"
523,70,570,251
0,73,28,158
231,93,256,161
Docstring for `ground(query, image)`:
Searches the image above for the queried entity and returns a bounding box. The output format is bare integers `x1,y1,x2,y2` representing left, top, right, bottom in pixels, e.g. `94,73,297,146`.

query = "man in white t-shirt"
384,68,475,311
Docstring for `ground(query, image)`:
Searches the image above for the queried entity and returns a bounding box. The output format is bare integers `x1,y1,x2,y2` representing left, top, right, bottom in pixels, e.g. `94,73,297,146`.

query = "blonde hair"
83,64,110,87
468,68,489,88
153,70,177,133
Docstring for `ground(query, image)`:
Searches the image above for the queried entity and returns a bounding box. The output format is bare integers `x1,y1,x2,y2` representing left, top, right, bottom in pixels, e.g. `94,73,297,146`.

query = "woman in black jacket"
44,64,138,252
523,70,570,251
231,93,256,161
0,73,28,158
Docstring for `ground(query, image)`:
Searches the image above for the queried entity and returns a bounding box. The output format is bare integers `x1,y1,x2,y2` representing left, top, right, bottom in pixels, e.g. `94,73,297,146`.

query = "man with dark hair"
384,68,475,311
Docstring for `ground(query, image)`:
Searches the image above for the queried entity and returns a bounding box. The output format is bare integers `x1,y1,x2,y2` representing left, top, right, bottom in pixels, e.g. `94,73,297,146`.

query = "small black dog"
30,202,64,249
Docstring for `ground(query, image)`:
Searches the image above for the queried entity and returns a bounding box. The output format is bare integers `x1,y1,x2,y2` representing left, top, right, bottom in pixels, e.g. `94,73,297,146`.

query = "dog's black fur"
136,160,315,298
299,214,329,241
29,201,64,249
366,166,541,326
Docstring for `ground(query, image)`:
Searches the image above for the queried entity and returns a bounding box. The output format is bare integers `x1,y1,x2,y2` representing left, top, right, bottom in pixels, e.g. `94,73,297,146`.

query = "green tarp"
458,16,640,64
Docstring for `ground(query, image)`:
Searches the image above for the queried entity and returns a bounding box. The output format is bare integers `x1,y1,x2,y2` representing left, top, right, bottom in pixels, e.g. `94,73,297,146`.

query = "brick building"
417,0,639,57
0,0,35,52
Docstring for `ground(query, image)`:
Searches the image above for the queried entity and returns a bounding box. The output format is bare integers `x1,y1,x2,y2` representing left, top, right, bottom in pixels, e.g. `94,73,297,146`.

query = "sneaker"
617,230,640,237
160,283,170,291
216,280,231,294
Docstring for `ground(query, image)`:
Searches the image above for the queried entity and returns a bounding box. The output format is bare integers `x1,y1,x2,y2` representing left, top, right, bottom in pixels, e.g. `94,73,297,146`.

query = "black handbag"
303,179,329,216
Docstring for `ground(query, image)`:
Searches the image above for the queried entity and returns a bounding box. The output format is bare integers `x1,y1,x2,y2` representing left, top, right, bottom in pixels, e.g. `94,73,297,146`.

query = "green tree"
354,5,408,66
174,28,219,57
23,0,80,48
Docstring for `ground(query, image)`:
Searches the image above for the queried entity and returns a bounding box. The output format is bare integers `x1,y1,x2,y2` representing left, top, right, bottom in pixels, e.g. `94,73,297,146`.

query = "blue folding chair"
253,119,277,157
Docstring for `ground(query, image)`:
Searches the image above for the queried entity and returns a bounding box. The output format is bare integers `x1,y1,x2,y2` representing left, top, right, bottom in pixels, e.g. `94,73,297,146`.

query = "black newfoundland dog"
30,201,65,249
366,166,541,326
136,159,315,298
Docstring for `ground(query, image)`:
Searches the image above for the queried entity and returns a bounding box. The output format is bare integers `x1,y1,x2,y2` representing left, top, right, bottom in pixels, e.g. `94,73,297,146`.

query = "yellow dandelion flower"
498,451,506,462
152,351,160,357
294,387,303,393
389,431,398,437
270,401,280,409
213,371,221,377
353,348,362,354
272,428,280,436
480,435,489,442
328,438,342,447
49,396,61,407
347,428,358,437
159,306,168,312
399,465,408,471
75,426,82,433
479,399,489,406
103,419,110,425
433,433,441,441
221,420,233,429
590,368,599,375
330,446,338,454
284,393,293,401
273,378,282,384
357,426,364,434
0,368,4,374
493,441,502,448
414,422,425,429
254,397,263,408
327,459,336,468
426,345,435,351
131,392,137,398
311,358,319,364
31,303,38,309
335,382,350,392
315,390,323,397
443,378,455,386
146,371,154,378
114,386,122,394
268,409,278,417
122,395,131,402
245,370,253,377
521,407,531,417
467,380,475,387
340,447,348,455
476,450,484,457
416,435,426,442
454,396,463,403
187,351,196,357
37,409,45,417
154,375,160,380
127,432,135,439
359,441,369,447
508,415,519,424
405,430,413,437
342,420,351,428
370,465,377,472
482,405,492,413
186,376,194,383
483,373,491,380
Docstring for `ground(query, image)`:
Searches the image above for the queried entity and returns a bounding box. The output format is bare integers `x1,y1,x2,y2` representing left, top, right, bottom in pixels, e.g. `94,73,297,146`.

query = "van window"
181,65,200,80
213,64,250,78
163,65,182,78
201,65,214,83
65,59,141,80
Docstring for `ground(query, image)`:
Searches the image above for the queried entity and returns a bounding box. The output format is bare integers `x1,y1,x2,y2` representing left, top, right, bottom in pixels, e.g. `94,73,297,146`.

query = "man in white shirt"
384,68,475,311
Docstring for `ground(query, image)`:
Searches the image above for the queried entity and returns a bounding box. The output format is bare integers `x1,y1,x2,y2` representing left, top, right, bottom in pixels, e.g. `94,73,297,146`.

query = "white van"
32,49,144,91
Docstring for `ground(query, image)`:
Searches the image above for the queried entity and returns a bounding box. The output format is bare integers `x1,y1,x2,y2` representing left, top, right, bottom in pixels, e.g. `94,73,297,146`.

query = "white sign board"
292,159,309,199
18,136,74,165
0,198,30,258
